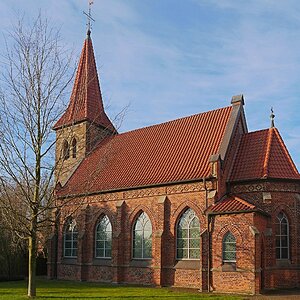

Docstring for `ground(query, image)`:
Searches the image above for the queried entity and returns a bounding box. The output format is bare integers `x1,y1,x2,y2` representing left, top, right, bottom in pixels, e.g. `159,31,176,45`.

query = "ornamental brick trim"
167,182,205,194
124,187,165,199
231,183,265,193
231,181,300,193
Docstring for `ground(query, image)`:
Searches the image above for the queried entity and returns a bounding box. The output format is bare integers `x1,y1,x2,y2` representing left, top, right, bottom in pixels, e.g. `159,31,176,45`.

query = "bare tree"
0,14,74,297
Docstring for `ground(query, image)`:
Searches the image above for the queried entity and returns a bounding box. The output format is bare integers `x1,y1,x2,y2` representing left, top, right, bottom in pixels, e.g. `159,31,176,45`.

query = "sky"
0,0,300,168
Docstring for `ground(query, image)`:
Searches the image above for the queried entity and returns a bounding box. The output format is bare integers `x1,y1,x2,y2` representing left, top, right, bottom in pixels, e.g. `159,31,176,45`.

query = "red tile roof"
230,128,300,181
53,36,115,131
208,195,257,214
57,106,232,196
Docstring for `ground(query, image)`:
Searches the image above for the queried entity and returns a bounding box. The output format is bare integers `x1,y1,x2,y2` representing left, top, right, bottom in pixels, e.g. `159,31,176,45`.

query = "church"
48,29,300,295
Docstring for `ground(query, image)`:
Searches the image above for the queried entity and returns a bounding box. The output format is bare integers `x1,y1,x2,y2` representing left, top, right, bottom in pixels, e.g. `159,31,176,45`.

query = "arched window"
63,140,69,160
64,219,78,257
133,212,152,259
72,138,77,158
95,215,112,258
275,212,289,259
222,232,236,263
176,208,200,259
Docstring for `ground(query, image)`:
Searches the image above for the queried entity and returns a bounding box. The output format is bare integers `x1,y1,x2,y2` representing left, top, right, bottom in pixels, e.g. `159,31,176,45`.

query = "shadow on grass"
37,297,193,299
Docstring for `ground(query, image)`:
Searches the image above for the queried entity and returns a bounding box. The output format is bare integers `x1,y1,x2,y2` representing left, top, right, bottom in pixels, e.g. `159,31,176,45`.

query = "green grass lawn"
0,278,248,300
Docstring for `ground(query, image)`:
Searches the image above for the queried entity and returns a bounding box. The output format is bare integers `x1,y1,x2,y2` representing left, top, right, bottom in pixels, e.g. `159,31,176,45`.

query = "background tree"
0,14,74,297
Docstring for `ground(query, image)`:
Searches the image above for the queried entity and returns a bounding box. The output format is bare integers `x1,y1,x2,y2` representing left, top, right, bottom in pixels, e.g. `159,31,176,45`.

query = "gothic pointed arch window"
176,208,200,259
275,212,289,259
95,215,112,258
222,232,236,263
132,212,152,259
72,138,77,158
64,218,78,257
63,140,69,160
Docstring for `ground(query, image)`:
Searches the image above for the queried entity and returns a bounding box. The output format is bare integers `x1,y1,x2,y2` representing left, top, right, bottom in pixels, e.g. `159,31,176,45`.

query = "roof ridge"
118,106,232,137
246,128,270,135
262,128,274,178
84,39,89,118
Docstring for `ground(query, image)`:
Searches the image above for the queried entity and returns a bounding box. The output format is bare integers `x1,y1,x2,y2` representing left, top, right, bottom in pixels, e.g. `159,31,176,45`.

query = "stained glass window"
176,208,200,259
133,212,152,259
222,232,236,263
275,212,289,259
64,219,78,257
95,215,112,258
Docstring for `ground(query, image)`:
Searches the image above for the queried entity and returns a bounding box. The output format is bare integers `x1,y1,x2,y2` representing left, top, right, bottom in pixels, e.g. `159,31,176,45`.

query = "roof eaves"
207,208,269,217
57,176,214,200
228,175,300,184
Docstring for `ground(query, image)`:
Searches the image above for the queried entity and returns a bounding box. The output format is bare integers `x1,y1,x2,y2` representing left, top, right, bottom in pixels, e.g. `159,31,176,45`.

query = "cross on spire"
270,107,275,128
83,0,95,37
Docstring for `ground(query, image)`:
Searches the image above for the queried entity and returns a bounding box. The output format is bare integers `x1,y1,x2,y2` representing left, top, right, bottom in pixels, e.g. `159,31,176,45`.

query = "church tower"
53,30,116,186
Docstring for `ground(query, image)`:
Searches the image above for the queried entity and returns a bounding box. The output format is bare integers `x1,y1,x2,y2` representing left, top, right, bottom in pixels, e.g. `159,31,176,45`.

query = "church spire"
53,34,115,132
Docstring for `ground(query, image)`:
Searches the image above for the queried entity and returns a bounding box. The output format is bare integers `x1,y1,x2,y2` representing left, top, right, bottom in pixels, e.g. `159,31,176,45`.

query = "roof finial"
270,107,275,128
83,0,95,37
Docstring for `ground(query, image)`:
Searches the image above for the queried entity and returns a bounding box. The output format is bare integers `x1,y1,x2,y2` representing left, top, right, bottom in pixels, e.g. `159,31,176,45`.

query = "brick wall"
50,182,211,289
47,179,300,294
231,181,300,291
210,213,256,294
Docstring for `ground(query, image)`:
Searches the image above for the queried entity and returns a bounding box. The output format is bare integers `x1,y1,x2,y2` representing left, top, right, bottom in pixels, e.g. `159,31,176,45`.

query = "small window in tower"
72,138,77,158
63,140,69,160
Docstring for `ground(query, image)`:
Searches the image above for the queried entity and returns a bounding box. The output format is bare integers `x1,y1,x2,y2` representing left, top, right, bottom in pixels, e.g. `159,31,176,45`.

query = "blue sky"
1,0,300,168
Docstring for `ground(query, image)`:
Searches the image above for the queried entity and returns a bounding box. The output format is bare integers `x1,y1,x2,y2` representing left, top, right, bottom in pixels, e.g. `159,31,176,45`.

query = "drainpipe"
207,213,211,292
202,177,210,292
203,177,208,209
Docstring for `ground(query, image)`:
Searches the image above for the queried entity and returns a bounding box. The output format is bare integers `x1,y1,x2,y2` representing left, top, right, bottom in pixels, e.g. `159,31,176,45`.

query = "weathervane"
83,0,95,37
270,107,275,128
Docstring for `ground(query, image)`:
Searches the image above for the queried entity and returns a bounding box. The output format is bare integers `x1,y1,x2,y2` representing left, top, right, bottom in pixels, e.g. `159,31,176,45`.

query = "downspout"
202,178,210,292
204,177,208,210
207,213,211,292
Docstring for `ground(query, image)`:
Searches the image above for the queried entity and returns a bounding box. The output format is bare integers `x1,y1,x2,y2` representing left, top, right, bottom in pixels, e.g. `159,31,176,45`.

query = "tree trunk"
27,223,37,297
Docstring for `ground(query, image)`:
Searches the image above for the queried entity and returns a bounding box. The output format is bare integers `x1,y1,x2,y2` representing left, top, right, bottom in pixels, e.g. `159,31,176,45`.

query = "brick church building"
48,31,300,294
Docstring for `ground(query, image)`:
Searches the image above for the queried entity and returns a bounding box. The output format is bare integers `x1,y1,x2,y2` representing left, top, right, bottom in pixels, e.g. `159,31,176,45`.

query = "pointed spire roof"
230,127,300,181
53,33,115,132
